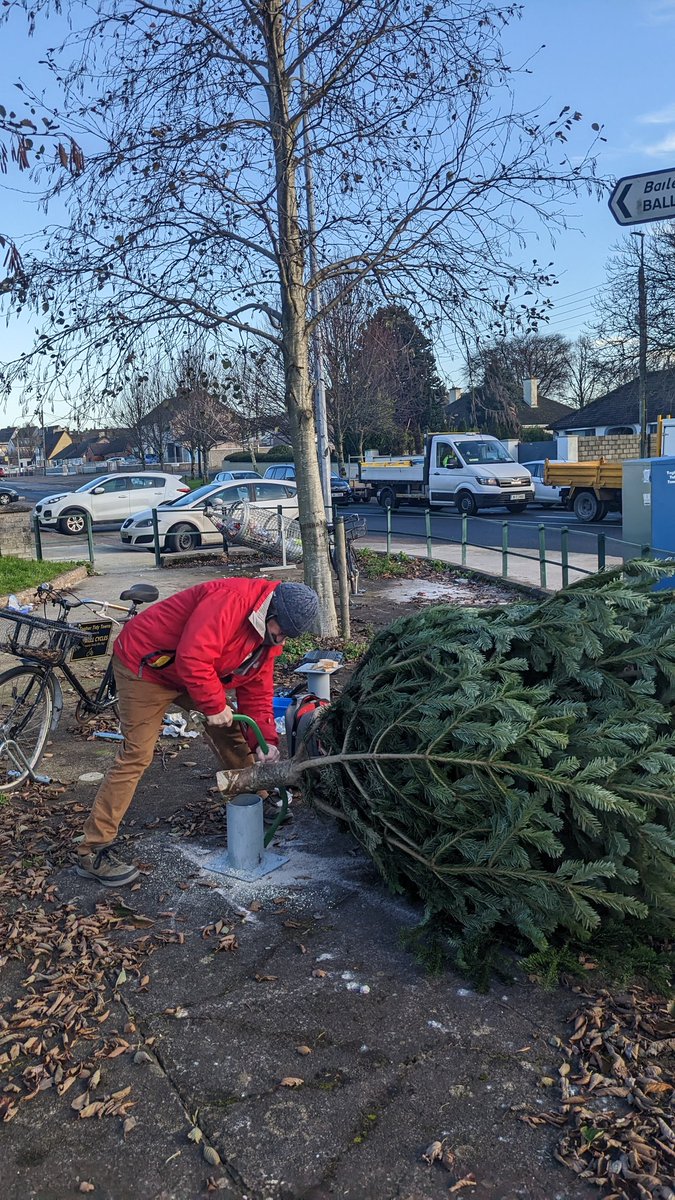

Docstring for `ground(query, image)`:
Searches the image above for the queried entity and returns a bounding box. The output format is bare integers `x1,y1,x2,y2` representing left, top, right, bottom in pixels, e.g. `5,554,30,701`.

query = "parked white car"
34,472,191,535
120,478,299,553
521,461,564,507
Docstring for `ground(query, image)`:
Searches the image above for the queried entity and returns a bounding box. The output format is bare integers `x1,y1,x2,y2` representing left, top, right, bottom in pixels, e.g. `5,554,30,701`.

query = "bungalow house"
444,380,576,436
550,368,675,439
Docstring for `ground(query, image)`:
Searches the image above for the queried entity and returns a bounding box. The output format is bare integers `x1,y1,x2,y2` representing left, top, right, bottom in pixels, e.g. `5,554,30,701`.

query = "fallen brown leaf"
280,1077,304,1088
449,1175,477,1193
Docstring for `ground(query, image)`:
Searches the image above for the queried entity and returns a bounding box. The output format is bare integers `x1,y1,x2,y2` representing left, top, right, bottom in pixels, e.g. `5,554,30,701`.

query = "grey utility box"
622,458,653,558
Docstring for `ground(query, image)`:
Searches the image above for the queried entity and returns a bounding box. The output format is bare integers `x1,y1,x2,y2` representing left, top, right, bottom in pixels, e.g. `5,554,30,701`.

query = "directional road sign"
609,168,675,226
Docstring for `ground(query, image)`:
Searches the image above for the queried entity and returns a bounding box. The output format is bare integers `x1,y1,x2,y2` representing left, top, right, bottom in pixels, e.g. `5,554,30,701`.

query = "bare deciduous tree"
109,380,154,466
469,334,573,402
229,344,287,469
591,228,675,384
566,334,612,409
170,347,234,479
320,281,392,463
1,1,604,632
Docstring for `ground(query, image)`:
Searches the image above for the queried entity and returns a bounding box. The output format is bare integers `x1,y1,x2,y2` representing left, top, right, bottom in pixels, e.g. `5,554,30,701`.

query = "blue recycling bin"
648,457,675,589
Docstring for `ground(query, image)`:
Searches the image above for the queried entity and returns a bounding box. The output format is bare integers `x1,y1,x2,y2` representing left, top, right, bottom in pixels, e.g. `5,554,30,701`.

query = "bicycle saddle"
119,584,160,604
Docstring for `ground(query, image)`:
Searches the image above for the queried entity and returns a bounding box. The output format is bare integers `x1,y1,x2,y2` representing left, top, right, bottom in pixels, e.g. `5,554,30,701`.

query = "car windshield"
76,478,108,493
169,483,219,508
454,440,514,465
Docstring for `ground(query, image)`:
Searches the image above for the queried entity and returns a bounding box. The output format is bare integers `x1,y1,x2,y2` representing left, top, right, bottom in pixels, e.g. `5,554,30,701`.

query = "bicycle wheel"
0,665,54,791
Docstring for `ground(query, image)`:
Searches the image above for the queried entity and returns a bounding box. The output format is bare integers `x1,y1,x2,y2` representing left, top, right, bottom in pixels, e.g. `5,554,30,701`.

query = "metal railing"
29,500,666,591
379,507,658,590
32,511,96,568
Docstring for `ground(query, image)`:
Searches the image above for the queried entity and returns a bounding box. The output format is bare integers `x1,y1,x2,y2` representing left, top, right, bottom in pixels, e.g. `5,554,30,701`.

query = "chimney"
447,387,462,404
523,378,539,409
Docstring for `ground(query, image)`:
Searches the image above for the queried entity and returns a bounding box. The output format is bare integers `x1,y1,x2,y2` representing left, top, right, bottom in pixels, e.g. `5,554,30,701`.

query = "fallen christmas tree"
219,561,675,954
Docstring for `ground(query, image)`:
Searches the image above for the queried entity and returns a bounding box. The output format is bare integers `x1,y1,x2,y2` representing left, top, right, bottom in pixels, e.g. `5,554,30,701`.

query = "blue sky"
1,0,675,421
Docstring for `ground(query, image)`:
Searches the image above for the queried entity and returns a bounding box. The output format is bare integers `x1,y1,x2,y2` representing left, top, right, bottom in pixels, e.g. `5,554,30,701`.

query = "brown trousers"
80,657,255,852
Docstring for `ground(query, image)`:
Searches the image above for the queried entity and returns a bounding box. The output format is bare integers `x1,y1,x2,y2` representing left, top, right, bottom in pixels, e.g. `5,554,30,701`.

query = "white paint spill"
385,579,515,606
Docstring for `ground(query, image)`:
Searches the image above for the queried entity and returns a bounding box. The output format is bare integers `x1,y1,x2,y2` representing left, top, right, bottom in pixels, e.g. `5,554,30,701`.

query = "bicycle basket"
0,609,88,665
343,514,368,541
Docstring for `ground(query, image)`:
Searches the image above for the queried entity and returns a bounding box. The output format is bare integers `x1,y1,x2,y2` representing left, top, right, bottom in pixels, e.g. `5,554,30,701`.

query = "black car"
0,485,19,506
330,475,351,505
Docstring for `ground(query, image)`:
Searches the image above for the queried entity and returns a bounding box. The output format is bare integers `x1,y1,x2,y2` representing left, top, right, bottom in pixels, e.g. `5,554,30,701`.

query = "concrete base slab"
202,847,291,879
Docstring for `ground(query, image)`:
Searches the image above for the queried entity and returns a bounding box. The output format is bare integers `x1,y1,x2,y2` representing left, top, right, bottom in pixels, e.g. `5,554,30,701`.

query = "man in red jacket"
76,578,320,886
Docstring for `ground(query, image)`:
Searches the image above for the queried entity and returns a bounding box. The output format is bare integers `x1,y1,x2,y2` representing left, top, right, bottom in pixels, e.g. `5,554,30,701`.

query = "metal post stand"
202,793,290,880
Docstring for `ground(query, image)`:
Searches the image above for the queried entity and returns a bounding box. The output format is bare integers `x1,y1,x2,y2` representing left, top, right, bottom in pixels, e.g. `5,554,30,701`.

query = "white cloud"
646,0,675,23
643,131,675,157
638,104,675,126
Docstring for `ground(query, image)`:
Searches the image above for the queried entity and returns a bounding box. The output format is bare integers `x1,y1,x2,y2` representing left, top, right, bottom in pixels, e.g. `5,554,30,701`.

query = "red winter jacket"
114,578,284,747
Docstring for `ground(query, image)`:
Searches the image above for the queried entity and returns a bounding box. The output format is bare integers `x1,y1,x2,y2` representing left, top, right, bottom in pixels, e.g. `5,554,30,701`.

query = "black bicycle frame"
55,655,118,713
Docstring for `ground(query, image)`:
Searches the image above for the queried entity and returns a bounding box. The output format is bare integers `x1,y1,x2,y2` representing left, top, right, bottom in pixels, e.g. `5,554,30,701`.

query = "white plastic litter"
6,595,33,614
162,714,199,739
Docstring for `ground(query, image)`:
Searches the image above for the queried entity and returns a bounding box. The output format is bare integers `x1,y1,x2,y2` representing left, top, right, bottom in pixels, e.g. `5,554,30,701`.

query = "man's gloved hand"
255,743,281,763
206,705,234,727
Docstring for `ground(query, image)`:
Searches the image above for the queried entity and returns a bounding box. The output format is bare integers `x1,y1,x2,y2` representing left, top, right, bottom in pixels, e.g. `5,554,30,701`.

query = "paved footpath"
0,556,598,1195
1,558,598,1200
5,729,594,1200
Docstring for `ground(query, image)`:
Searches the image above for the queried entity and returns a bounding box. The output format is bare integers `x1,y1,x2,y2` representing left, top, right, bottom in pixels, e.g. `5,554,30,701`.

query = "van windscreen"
454,440,514,465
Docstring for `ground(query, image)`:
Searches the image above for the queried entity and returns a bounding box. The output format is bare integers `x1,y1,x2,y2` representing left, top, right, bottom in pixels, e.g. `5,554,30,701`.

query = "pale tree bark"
264,0,336,629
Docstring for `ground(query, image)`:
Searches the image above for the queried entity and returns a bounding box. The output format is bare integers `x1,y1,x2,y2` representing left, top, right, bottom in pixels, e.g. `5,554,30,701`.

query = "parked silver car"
120,478,298,552
521,461,564,507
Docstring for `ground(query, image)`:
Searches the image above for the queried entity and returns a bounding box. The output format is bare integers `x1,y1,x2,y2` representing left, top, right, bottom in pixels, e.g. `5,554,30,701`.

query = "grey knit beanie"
272,583,320,637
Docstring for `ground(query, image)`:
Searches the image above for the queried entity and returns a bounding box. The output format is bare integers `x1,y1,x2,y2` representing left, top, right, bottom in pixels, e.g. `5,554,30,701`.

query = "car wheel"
167,523,200,553
0,493,11,506
456,490,478,517
58,510,87,535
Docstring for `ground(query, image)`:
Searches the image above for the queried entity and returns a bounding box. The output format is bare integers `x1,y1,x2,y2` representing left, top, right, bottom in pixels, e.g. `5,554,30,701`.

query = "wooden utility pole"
632,231,648,458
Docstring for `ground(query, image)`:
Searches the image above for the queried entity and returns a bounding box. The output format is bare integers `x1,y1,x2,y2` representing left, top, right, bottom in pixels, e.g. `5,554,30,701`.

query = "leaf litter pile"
517,986,675,1199
0,781,157,1130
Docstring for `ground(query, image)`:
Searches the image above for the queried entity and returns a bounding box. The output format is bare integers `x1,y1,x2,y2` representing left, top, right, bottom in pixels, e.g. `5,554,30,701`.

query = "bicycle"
0,581,159,791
